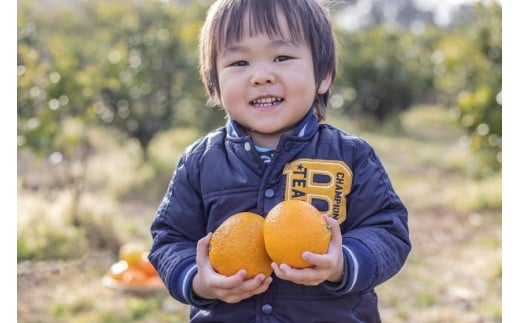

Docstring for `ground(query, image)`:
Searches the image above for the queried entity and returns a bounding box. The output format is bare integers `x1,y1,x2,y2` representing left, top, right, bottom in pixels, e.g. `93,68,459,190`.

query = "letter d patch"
283,159,352,224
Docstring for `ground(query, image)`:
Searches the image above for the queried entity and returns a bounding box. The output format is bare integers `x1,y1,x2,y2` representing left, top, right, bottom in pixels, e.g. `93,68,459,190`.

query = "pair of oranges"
208,200,331,279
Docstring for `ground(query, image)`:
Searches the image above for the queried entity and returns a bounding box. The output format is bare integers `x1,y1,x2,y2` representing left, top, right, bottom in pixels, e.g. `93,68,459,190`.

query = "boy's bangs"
216,0,305,49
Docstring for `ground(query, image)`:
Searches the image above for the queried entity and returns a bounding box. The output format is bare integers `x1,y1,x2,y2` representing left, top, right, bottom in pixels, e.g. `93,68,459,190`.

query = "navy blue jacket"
149,109,411,322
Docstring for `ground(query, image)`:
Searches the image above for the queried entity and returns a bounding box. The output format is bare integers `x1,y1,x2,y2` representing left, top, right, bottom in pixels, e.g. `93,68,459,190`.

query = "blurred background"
17,0,502,322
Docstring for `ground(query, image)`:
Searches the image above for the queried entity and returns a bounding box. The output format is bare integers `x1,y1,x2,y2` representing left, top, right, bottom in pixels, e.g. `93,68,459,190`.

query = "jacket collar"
225,107,318,140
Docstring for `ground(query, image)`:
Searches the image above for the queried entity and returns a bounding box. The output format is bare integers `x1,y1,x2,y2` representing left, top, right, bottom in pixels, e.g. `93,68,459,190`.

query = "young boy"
149,0,411,321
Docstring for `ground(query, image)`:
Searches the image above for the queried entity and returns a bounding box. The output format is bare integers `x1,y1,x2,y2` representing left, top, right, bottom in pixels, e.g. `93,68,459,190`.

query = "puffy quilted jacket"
149,109,411,322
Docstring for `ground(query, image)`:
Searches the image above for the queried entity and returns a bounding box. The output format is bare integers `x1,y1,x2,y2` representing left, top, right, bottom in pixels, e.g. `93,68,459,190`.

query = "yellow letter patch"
283,159,352,224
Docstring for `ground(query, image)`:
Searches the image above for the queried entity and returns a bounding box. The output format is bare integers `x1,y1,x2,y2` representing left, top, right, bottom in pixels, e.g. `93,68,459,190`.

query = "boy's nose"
250,66,276,86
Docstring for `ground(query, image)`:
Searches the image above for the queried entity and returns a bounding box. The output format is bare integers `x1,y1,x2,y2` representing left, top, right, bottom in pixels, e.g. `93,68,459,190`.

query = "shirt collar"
225,107,318,139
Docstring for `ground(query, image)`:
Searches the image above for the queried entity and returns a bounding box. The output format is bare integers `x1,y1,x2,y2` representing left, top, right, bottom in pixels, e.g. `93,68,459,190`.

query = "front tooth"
258,97,275,104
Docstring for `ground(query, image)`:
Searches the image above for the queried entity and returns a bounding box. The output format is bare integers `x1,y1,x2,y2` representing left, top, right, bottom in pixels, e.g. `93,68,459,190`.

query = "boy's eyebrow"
270,38,299,48
222,38,300,55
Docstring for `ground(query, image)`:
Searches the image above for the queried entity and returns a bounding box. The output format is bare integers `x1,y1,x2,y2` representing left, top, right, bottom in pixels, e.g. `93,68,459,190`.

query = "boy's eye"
275,56,292,62
230,60,248,67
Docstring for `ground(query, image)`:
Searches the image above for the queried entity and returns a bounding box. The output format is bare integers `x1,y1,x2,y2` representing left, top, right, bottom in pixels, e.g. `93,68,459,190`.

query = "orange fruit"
121,267,148,285
107,260,129,281
136,252,159,277
119,242,147,267
263,200,331,269
146,275,165,288
209,212,273,279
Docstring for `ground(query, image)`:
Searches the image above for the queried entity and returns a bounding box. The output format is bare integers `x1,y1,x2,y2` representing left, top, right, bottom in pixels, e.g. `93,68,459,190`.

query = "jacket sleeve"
148,150,212,305
329,139,411,295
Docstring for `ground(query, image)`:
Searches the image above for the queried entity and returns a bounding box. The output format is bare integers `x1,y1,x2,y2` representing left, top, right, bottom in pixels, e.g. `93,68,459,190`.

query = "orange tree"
17,0,221,231
18,1,103,223
432,2,501,173
333,25,436,123
18,0,221,163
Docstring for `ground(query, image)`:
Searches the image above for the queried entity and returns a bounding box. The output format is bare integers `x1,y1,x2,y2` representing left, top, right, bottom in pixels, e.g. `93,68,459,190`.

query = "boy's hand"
271,216,344,286
192,232,273,303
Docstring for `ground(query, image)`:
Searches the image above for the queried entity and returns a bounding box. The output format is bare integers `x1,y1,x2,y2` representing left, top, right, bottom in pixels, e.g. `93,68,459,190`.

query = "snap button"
244,142,251,151
283,141,292,151
264,189,275,199
262,304,272,314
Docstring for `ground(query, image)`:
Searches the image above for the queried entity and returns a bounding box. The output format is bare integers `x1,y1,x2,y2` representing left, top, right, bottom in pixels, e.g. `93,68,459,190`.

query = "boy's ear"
317,73,333,94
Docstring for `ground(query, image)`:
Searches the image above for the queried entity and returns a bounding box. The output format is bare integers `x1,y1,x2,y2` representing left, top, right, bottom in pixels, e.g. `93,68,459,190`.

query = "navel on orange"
209,212,273,279
264,200,331,269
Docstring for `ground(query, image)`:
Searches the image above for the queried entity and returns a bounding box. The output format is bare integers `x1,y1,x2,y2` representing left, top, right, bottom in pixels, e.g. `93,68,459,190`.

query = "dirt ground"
17,201,501,323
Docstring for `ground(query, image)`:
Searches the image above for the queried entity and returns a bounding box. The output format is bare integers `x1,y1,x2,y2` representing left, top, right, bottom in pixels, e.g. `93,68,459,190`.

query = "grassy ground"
17,105,501,322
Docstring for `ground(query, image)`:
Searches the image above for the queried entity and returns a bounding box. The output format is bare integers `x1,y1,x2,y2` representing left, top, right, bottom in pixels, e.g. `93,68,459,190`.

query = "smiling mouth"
250,97,284,107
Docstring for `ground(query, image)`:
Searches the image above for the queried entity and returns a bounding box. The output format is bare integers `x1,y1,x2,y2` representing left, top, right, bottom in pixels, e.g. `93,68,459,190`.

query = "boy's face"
216,13,331,148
